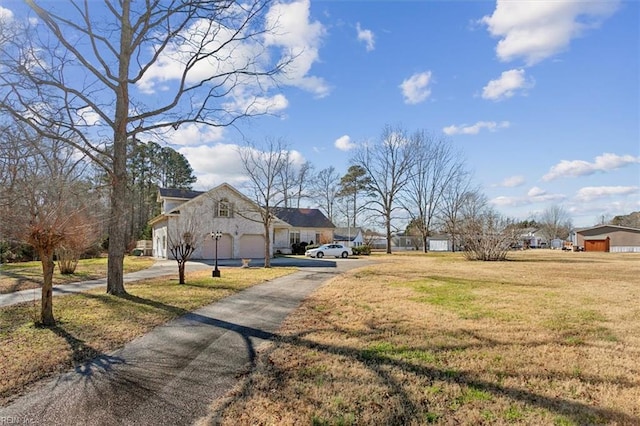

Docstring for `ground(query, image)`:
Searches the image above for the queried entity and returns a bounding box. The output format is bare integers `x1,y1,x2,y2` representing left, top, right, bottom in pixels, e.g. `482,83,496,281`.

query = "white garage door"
239,234,265,259
202,234,233,259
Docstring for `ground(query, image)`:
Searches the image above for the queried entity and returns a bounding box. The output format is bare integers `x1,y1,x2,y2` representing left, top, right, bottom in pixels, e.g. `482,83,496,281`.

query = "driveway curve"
0,258,370,425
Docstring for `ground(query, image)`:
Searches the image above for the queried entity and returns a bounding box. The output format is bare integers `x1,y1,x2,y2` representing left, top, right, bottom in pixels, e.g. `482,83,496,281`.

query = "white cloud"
443,120,510,135
179,143,246,189
400,71,433,104
496,175,525,188
153,123,225,147
542,153,640,181
481,0,620,65
491,186,565,207
356,22,375,52
223,93,289,117
137,0,328,104
482,69,533,101
334,135,356,151
0,6,13,21
265,0,329,98
575,186,639,202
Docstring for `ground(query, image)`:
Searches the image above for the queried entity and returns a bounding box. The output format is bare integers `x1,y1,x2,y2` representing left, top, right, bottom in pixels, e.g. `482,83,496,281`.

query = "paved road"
0,256,340,308
0,258,369,425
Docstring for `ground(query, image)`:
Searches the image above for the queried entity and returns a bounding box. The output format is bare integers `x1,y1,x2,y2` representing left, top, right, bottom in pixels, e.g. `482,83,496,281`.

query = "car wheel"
341,251,348,258
316,252,324,258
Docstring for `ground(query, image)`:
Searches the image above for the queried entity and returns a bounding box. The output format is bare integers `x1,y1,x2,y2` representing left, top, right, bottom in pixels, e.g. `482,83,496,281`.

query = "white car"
305,244,353,259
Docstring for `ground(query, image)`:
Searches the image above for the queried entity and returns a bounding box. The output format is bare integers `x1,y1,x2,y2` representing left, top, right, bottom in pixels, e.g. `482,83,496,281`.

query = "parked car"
305,244,352,258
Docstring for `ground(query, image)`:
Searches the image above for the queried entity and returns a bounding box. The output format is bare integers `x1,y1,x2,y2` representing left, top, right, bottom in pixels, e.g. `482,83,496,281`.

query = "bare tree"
538,205,573,242
400,131,465,252
351,126,417,254
167,213,204,285
237,138,289,267
0,1,291,295
0,127,98,325
311,166,341,222
438,173,480,252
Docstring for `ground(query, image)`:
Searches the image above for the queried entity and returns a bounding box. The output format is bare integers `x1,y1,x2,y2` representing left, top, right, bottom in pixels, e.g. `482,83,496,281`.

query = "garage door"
585,238,610,252
239,234,265,258
202,234,233,259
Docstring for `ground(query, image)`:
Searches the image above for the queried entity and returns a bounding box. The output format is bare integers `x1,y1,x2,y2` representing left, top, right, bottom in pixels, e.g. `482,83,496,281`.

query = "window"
315,233,321,244
218,199,230,217
290,230,300,245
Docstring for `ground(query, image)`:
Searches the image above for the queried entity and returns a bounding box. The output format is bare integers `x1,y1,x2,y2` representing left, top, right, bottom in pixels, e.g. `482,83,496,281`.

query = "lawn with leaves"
0,266,295,406
203,251,640,425
0,256,155,293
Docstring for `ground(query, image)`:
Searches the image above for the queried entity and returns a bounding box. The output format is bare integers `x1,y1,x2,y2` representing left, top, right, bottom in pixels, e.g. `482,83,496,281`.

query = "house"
270,207,335,254
572,224,640,253
519,228,546,249
150,183,335,260
333,227,364,247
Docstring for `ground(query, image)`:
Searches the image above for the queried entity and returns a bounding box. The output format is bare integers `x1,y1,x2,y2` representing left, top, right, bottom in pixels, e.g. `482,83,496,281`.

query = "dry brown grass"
0,266,295,406
203,251,640,426
0,256,154,293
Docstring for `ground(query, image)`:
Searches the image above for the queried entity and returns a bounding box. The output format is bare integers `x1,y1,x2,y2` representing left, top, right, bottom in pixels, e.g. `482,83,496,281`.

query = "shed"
574,225,640,253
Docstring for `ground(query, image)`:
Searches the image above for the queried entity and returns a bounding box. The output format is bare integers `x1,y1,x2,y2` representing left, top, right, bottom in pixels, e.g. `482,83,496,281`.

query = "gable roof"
158,188,204,200
272,207,335,229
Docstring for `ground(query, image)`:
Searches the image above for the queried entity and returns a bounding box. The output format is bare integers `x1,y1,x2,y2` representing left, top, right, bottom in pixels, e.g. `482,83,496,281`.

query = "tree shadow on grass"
50,325,125,377
206,323,639,425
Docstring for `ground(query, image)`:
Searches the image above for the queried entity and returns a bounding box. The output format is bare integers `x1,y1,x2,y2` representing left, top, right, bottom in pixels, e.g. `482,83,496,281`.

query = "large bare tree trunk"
107,1,132,295
39,248,55,326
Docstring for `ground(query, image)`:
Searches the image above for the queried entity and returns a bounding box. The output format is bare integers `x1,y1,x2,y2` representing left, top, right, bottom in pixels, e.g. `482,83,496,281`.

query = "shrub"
352,245,371,255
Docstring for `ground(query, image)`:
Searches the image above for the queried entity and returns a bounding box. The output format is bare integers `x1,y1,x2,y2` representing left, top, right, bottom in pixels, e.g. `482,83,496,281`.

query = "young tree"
0,0,291,295
167,213,204,285
237,138,289,267
351,126,417,254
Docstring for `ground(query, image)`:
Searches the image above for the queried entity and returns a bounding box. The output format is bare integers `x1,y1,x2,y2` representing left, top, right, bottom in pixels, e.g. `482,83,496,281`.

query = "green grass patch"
361,341,437,364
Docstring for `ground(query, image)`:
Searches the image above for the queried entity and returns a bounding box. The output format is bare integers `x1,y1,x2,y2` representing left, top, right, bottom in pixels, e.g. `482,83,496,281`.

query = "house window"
290,230,300,245
218,199,230,217
315,233,321,244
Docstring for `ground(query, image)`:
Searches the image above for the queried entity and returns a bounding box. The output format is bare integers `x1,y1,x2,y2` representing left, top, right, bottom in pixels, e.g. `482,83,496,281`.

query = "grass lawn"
0,256,155,294
204,250,640,425
0,266,296,406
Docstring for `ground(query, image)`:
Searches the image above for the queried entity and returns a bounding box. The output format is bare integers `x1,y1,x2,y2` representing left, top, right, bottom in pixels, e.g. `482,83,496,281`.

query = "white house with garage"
150,183,335,260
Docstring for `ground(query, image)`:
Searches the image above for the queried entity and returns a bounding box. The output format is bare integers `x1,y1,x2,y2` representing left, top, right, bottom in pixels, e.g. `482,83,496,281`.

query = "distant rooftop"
158,188,204,199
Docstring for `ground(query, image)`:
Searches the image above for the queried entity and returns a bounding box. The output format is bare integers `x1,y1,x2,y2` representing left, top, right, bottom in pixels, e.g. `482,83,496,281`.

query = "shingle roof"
272,207,335,228
158,188,204,199
334,227,361,241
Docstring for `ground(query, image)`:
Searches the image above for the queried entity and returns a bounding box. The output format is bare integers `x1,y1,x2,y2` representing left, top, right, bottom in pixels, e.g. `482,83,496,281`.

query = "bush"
352,245,371,255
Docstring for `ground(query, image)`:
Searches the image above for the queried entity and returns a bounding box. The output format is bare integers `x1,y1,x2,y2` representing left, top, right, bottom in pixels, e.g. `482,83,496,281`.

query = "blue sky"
180,0,639,228
2,0,638,228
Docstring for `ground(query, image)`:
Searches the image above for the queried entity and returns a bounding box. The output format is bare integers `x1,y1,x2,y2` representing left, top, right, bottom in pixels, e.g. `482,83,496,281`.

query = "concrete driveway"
0,258,370,425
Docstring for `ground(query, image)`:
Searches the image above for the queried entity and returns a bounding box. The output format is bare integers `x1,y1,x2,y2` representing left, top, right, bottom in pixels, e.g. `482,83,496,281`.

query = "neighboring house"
150,184,335,260
519,228,546,249
392,232,422,251
270,207,335,254
572,225,640,253
363,230,387,250
333,227,364,247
